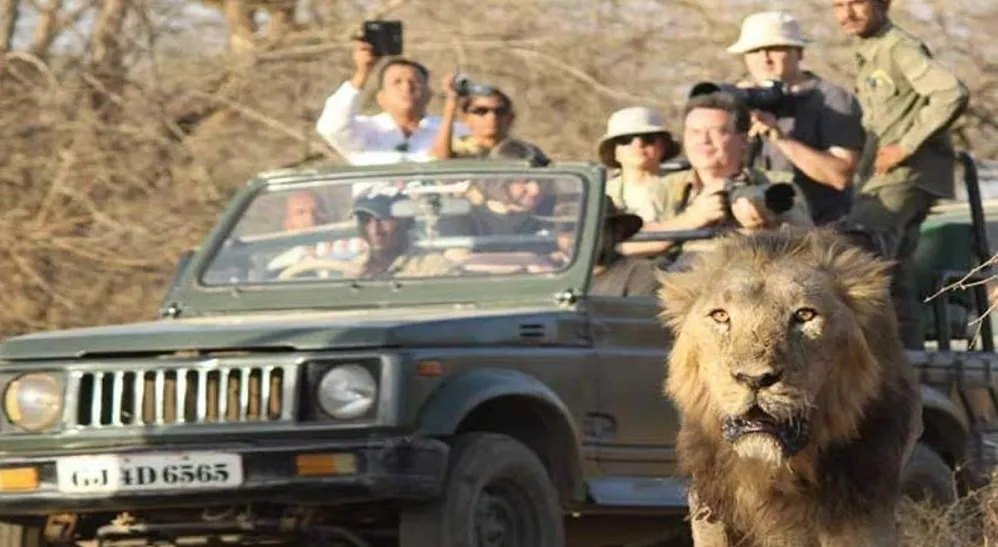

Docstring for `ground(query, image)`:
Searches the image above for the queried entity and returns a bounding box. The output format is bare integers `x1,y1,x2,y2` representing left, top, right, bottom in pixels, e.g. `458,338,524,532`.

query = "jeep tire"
901,442,957,505
400,432,564,547
0,522,43,547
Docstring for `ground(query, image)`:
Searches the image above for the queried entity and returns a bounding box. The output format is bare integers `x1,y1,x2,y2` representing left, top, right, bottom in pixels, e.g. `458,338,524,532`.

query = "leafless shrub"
0,0,993,341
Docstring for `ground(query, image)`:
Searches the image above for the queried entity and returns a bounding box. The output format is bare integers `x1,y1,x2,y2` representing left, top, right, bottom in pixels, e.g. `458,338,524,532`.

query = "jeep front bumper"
0,436,449,516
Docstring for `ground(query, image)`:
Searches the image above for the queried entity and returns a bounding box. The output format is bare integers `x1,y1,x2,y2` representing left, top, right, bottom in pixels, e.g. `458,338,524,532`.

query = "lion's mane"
658,228,920,544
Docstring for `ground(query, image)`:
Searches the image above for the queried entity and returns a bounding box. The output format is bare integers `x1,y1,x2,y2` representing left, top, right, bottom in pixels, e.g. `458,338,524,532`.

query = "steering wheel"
277,258,355,280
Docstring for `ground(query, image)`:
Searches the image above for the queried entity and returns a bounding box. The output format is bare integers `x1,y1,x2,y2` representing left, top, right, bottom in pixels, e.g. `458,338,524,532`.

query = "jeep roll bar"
931,151,995,352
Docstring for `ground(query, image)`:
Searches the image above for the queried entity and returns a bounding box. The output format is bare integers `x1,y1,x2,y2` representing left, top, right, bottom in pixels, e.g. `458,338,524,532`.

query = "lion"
657,227,922,547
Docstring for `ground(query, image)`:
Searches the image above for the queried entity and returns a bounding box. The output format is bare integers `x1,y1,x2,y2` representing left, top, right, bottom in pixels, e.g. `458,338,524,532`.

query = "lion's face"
659,229,895,467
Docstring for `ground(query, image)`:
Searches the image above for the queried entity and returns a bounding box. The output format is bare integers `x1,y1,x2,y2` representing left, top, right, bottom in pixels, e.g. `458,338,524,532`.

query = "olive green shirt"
853,21,969,198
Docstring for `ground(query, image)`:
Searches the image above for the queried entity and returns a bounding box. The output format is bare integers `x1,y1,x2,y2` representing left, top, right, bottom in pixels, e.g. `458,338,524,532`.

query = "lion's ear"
828,246,894,322
657,269,703,330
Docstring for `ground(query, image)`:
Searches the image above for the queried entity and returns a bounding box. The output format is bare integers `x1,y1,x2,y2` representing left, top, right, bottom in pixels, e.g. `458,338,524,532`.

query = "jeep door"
587,295,680,477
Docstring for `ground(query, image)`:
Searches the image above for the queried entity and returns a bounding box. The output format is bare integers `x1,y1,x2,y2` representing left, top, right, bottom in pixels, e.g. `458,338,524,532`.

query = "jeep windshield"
201,172,588,286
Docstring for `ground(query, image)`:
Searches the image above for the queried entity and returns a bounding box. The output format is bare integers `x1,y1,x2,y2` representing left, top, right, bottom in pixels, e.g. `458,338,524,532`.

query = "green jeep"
0,158,991,547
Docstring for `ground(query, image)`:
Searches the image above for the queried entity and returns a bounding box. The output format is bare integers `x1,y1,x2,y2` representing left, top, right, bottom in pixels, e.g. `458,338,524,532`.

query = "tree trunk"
0,0,19,75
88,0,129,121
224,0,257,62
30,0,64,60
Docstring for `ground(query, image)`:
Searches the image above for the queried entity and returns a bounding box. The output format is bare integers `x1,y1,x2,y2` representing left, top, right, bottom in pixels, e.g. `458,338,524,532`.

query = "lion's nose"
733,370,782,390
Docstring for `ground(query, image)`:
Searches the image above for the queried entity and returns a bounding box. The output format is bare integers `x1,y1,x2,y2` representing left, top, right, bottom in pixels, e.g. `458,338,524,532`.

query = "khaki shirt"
853,21,969,198
655,168,813,228
351,248,457,278
605,174,672,224
451,135,542,159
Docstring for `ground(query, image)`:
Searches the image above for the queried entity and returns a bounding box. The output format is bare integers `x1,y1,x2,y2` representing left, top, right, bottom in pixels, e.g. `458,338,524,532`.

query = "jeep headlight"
317,365,377,420
4,373,62,431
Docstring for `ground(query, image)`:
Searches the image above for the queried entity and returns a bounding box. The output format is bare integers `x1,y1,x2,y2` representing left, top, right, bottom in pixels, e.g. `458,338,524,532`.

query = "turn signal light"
295,453,357,476
0,467,39,491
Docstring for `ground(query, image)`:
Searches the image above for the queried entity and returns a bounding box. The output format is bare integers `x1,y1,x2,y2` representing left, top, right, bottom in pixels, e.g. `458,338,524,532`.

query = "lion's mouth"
722,405,809,455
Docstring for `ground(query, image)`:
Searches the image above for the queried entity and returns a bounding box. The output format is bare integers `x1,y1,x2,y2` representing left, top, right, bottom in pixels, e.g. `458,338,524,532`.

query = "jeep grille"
71,365,298,428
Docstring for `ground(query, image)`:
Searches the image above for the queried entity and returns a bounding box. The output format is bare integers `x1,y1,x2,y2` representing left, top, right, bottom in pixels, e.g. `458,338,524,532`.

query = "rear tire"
901,443,957,505
400,432,564,547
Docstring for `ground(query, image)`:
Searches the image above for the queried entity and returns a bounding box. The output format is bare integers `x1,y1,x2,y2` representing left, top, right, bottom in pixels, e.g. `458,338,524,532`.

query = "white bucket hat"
596,107,677,168
727,11,811,54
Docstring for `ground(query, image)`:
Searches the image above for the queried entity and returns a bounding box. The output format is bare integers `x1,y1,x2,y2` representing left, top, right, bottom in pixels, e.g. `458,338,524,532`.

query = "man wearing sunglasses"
429,72,547,162
617,92,813,260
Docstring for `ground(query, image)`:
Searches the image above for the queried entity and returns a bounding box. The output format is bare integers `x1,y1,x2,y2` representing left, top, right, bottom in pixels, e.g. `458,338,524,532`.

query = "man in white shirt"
315,40,469,196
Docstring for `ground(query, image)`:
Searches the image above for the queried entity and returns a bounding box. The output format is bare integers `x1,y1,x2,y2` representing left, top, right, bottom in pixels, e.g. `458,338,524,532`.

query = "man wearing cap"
429,72,547,162
832,0,969,349
597,107,680,228
348,191,457,278
727,10,866,225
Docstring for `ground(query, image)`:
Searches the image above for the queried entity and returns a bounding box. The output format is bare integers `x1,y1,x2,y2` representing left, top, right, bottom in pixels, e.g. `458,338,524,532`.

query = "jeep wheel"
400,432,564,547
0,522,44,547
902,443,957,505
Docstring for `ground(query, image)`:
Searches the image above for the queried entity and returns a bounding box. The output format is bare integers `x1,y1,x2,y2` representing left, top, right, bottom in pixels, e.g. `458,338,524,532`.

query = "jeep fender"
919,384,970,467
415,367,585,502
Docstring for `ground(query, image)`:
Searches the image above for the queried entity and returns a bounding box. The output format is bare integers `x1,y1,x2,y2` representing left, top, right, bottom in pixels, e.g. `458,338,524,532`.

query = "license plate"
55,452,244,494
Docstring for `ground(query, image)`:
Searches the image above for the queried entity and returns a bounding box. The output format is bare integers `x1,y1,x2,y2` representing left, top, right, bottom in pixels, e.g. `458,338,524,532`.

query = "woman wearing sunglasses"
597,107,680,227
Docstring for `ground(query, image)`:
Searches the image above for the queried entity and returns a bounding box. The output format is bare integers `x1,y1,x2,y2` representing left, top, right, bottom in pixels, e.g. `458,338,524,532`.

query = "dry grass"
899,472,998,546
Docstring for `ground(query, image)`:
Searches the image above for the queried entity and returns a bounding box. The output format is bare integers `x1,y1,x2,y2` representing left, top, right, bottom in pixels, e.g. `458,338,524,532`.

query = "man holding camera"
429,72,546,163
727,10,865,226
314,39,469,176
833,0,969,349
618,92,813,259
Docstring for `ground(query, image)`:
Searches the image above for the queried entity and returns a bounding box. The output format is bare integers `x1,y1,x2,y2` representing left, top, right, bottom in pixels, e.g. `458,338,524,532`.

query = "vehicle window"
200,173,587,285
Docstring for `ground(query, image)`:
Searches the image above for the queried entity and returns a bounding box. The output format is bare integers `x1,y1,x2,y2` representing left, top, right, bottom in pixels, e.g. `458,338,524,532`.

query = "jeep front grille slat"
74,365,295,429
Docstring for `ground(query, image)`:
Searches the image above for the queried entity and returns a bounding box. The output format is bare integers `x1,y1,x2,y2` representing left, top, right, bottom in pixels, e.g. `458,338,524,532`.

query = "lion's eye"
793,307,818,323
708,309,730,323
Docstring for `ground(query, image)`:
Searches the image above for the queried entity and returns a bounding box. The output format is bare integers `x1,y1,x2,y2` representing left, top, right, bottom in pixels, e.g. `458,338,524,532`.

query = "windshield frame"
163,162,605,316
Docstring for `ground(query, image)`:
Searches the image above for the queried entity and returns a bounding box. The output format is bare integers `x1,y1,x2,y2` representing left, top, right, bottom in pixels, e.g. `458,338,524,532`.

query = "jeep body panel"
0,305,585,361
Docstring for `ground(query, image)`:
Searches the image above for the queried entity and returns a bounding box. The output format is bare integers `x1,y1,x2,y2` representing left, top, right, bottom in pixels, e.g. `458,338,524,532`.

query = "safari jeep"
0,159,988,547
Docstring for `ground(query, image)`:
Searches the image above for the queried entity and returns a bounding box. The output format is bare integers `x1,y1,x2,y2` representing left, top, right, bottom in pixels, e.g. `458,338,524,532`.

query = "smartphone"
362,20,403,57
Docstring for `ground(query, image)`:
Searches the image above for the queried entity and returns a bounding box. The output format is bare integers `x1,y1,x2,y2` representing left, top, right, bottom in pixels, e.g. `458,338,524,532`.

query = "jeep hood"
0,305,578,360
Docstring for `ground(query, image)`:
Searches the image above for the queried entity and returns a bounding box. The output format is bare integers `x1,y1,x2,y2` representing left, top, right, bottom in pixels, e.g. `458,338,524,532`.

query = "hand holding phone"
362,20,403,57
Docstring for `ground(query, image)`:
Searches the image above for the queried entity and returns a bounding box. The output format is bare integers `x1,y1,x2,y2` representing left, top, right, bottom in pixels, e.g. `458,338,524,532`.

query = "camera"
451,74,496,97
722,179,797,216
689,79,794,115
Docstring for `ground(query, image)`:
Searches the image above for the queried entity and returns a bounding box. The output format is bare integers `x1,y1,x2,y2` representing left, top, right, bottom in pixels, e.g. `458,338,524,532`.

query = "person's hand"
684,190,728,228
874,144,906,175
352,39,379,76
748,110,783,141
440,71,460,99
731,197,767,230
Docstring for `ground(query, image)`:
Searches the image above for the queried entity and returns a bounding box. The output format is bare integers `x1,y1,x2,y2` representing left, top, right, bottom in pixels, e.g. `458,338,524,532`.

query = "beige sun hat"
596,107,677,168
727,11,811,54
